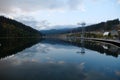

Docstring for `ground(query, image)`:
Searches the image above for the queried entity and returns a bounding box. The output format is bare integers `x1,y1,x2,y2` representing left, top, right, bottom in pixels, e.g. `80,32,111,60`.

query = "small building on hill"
103,30,119,39
103,32,110,36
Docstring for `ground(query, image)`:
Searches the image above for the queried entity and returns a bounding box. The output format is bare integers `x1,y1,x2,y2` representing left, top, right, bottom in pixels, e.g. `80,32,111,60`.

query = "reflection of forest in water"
0,38,120,59
41,39,120,58
65,39,120,57
0,38,42,58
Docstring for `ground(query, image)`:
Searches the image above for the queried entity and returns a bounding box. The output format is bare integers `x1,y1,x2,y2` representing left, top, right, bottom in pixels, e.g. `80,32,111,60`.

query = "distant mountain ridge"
77,19,120,32
41,28,73,35
72,18,120,32
41,19,120,35
0,16,42,37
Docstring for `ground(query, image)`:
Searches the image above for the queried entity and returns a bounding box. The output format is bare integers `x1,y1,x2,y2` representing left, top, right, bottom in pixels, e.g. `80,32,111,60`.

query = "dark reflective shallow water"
0,38,120,80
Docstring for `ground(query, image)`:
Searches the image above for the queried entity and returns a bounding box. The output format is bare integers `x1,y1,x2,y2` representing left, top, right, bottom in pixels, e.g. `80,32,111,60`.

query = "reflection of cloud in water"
115,71,120,77
48,61,55,64
0,42,79,67
84,71,114,80
0,54,15,61
9,43,79,63
0,56,118,80
11,43,54,60
0,60,86,80
77,62,85,70
12,42,79,61
58,61,65,64
47,60,65,64
23,43,52,54
0,54,41,66
46,56,52,60
1,40,120,80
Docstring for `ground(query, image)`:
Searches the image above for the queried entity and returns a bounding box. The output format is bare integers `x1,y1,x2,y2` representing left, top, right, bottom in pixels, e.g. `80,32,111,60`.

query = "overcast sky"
0,0,120,30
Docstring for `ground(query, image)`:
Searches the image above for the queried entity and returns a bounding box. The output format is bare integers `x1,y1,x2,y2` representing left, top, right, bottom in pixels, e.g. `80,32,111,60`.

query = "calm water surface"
0,39,120,80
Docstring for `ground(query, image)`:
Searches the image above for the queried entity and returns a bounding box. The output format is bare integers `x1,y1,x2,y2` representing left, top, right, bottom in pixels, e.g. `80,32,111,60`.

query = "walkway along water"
85,38,120,47
66,37,120,47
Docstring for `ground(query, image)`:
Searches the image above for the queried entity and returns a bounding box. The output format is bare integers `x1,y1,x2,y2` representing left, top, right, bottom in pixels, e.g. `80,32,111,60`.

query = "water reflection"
76,38,85,55
63,39,120,57
0,38,120,80
0,38,42,59
42,39,120,58
80,38,85,54
0,38,120,59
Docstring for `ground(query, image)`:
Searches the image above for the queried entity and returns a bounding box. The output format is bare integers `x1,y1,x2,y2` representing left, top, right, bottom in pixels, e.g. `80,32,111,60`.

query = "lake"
0,38,120,80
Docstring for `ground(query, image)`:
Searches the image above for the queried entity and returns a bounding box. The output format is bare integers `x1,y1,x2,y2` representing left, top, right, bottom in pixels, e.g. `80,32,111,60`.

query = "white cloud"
0,0,87,30
0,0,86,30
118,0,120,4
14,16,50,30
0,0,12,13
0,0,85,14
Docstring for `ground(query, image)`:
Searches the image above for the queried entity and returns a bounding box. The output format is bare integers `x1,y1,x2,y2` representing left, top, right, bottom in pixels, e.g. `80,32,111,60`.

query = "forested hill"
0,16,42,37
72,19,120,32
85,18,120,31
41,19,120,35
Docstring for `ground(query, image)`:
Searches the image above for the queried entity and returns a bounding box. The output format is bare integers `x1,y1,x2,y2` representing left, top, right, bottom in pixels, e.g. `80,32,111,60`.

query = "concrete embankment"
85,38,120,47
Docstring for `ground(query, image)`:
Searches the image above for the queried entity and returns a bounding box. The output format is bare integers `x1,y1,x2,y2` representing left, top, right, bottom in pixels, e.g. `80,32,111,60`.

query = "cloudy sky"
0,0,120,30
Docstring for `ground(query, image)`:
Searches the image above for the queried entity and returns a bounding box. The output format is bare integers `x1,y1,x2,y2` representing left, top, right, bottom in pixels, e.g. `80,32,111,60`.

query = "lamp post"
77,22,86,38
77,22,86,54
